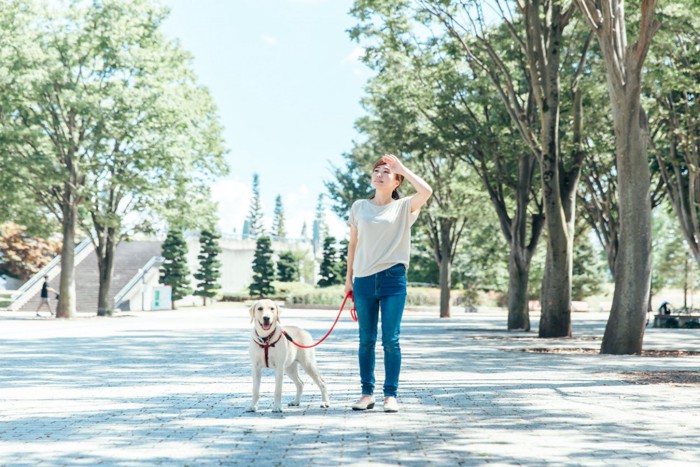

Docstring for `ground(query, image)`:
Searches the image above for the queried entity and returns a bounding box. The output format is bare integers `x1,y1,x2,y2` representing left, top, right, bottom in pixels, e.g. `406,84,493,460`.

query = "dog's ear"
276,302,281,323
249,302,256,323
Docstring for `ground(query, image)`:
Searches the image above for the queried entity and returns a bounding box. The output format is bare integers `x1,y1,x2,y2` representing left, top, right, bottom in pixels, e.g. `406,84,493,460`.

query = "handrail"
113,255,164,307
8,238,93,311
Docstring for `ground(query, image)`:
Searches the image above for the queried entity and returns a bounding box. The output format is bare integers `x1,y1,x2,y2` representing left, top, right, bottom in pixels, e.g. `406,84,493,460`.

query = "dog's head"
249,299,280,334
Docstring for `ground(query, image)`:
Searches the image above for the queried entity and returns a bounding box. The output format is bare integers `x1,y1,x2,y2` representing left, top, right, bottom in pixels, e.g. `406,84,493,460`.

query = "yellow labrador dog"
246,299,330,413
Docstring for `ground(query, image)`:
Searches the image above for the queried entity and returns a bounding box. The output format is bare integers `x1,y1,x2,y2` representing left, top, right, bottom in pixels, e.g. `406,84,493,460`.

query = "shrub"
661,317,680,328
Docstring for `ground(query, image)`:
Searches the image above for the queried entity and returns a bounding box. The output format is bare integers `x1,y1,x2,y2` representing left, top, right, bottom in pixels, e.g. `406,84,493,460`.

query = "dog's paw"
288,401,300,407
320,402,330,408
272,406,284,413
245,406,257,413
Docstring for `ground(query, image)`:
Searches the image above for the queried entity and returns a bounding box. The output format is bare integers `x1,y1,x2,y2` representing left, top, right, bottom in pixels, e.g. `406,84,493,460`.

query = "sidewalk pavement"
1,304,699,466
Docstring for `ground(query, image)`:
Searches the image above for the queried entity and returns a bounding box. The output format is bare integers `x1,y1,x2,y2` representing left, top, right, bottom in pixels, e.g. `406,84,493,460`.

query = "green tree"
245,174,263,239
160,229,192,308
338,238,349,282
647,3,700,277
325,147,374,219
317,236,341,287
194,230,222,306
415,0,592,336
312,194,328,256
348,2,547,323
571,227,607,301
651,205,693,307
575,0,660,354
271,195,287,239
249,236,276,297
0,0,227,317
277,251,300,282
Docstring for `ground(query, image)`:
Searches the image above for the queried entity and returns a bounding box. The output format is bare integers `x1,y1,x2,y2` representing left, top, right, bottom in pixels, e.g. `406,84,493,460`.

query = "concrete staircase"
20,241,162,313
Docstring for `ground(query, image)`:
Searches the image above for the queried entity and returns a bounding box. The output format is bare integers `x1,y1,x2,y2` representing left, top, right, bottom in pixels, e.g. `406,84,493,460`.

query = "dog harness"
254,329,284,368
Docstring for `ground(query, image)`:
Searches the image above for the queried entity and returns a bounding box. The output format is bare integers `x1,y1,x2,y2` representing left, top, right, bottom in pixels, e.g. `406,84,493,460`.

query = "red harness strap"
254,330,284,368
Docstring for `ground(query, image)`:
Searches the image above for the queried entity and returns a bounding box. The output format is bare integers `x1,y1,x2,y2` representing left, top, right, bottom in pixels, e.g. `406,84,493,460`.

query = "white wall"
185,235,316,295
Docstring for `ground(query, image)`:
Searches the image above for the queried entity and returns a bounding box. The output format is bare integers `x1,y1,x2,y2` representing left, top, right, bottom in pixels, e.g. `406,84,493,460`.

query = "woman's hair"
370,157,404,200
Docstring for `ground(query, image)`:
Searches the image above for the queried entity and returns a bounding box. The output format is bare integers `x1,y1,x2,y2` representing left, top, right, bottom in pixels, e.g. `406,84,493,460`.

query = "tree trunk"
540,233,573,337
602,102,652,354
96,229,117,316
507,249,531,331
505,155,541,331
538,106,573,338
575,0,658,356
56,195,77,319
439,219,452,318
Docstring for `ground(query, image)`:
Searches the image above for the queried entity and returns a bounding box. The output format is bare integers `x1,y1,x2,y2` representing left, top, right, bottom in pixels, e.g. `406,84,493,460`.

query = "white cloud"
341,46,371,78
210,179,347,240
261,35,278,46
326,212,347,240
342,46,365,64
211,178,251,235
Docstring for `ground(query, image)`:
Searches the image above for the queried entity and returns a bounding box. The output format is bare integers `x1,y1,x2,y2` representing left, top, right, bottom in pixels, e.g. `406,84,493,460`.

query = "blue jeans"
353,263,407,398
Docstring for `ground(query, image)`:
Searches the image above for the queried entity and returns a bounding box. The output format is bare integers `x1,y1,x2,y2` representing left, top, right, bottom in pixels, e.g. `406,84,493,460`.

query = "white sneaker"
351,395,375,411
383,397,399,413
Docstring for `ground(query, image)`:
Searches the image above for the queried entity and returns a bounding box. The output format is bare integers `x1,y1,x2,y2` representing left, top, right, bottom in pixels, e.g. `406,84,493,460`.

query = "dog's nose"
263,316,271,325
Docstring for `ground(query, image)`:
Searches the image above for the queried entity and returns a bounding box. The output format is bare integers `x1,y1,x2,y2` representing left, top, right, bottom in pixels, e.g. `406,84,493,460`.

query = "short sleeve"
403,196,419,226
348,201,358,227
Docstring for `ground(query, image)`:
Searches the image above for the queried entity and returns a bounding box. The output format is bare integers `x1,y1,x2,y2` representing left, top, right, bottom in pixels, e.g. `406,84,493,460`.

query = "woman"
345,154,432,413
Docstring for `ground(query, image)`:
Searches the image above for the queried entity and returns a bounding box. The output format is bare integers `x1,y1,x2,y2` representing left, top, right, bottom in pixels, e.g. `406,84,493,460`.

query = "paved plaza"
1,303,699,466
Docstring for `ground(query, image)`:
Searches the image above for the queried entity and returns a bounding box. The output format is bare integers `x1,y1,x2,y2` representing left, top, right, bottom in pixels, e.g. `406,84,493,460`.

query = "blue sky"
161,0,371,239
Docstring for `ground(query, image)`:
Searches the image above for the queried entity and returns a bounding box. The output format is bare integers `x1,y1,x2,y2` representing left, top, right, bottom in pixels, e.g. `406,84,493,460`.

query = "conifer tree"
249,236,276,297
160,228,192,308
277,250,300,282
271,195,287,239
317,236,341,287
313,194,328,255
245,174,263,239
194,229,222,306
338,238,349,282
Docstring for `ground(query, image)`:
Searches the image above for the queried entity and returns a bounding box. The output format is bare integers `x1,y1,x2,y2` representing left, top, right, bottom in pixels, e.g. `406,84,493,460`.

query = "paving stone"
1,306,700,465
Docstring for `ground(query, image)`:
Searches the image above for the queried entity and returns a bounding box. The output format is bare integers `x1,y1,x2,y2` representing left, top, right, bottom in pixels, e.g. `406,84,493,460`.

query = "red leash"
283,291,357,349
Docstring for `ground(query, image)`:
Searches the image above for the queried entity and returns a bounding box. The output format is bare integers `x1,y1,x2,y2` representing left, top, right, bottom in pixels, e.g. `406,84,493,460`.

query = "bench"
653,314,700,328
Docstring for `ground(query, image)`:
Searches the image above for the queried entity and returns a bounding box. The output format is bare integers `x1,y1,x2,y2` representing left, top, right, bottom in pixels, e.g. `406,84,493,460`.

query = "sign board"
151,285,172,310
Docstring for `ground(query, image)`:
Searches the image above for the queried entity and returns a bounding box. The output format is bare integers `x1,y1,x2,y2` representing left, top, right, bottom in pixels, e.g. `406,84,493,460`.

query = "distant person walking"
36,276,56,317
345,154,432,413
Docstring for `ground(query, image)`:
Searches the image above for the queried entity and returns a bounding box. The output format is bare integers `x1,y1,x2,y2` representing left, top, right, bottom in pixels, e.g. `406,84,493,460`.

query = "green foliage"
160,229,192,305
572,227,607,301
325,149,373,219
193,230,222,305
338,238,349,281
249,236,276,297
0,0,227,316
271,195,287,239
277,251,300,283
317,236,342,287
652,205,693,295
245,174,263,239
313,194,328,251
660,317,680,329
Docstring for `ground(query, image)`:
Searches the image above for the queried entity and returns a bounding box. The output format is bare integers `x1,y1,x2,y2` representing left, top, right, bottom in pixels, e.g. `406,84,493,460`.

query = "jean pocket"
385,264,406,277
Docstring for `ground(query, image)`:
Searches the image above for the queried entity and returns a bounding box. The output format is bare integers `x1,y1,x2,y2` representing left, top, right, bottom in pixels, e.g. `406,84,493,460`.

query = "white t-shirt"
348,196,419,278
